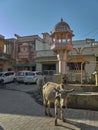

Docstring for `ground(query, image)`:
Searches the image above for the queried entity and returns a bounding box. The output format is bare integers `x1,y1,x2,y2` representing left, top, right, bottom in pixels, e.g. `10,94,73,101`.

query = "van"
16,70,45,84
16,70,30,83
0,71,15,83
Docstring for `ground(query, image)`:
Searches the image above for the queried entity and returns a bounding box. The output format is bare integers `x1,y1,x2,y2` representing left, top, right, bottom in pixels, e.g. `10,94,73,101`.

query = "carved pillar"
57,50,67,74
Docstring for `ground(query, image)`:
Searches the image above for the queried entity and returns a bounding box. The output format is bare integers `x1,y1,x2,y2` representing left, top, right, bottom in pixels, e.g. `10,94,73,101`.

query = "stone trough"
65,84,98,111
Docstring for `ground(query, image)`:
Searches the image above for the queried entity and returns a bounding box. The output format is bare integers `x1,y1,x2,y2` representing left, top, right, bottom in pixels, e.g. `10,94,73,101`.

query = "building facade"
13,34,43,71
14,20,98,81
35,35,98,83
35,33,57,73
67,39,98,82
0,19,98,83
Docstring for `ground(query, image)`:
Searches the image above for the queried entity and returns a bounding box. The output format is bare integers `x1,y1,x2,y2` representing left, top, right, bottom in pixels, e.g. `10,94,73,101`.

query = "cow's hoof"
55,120,57,126
45,112,48,116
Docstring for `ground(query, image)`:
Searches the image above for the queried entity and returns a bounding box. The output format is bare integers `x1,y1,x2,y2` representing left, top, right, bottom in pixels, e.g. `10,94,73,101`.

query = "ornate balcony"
50,42,73,51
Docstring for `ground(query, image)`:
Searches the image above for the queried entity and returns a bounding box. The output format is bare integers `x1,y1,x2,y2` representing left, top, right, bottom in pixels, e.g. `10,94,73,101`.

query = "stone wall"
67,92,98,110
65,84,98,110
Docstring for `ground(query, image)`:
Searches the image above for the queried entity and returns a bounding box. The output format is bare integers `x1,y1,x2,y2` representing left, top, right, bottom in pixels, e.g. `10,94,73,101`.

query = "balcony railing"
50,42,73,51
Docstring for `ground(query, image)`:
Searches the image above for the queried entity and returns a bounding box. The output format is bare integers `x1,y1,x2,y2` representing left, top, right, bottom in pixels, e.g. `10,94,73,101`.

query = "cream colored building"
35,34,58,73
34,22,98,83
67,39,98,82
13,33,98,83
34,33,98,82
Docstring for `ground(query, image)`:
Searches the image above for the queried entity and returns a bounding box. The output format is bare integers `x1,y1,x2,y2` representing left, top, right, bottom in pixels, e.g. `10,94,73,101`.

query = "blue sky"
0,0,98,41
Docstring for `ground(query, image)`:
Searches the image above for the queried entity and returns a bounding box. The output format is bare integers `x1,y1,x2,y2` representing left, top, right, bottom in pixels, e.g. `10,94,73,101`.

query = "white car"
16,70,45,84
0,71,15,83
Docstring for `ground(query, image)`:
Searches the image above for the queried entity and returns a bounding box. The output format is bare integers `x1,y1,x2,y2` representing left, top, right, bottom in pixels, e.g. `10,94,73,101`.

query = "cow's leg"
45,105,48,115
54,104,58,126
61,108,65,122
47,100,52,117
44,99,48,115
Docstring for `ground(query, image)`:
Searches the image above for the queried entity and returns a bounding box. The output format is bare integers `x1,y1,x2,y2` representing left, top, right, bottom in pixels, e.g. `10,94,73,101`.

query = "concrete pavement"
0,83,98,130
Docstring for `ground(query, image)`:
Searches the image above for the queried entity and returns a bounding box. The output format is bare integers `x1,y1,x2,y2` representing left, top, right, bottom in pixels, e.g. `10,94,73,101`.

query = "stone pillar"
92,64,98,85
95,64,98,85
58,60,62,74
57,51,67,74
95,72,98,85
61,60,66,74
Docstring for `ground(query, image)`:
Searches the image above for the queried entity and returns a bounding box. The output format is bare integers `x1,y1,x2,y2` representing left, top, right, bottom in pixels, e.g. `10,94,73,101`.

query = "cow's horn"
65,88,75,93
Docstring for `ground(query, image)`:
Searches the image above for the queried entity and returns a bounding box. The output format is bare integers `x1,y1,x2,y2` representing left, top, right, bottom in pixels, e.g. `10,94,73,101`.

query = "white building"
35,37,98,83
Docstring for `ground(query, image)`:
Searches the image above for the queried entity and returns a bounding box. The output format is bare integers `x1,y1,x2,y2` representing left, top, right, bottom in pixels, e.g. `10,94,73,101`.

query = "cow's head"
54,88,74,108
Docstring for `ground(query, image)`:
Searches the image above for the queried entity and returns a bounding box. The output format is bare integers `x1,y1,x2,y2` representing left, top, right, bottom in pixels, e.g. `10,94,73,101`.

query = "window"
67,62,85,70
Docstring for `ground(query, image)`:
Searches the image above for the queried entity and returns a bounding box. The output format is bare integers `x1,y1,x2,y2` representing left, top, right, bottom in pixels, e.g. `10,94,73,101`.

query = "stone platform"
65,84,98,110
67,92,98,110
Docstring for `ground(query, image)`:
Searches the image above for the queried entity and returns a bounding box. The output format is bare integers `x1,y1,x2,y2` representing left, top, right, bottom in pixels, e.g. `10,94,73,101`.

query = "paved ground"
0,82,98,130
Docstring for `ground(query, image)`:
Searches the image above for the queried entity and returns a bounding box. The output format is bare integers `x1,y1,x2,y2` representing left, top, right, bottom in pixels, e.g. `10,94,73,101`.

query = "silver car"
0,71,15,83
16,70,45,84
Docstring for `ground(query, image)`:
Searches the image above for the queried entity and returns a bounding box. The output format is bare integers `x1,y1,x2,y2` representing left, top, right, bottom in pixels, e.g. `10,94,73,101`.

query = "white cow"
43,82,74,125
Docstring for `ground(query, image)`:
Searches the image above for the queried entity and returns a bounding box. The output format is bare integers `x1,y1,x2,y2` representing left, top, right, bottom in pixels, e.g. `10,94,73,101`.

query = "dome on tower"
52,18,71,33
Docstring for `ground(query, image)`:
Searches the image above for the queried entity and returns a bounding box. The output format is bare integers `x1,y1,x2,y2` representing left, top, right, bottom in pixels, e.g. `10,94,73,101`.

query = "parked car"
16,70,30,83
16,70,45,84
0,71,15,83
